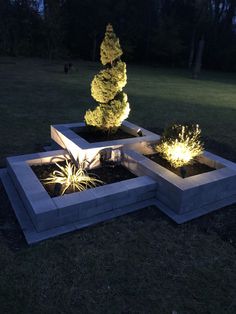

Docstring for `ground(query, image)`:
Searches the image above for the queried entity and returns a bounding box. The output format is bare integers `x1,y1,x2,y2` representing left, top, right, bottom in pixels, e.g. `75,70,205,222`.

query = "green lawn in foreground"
0,58,236,314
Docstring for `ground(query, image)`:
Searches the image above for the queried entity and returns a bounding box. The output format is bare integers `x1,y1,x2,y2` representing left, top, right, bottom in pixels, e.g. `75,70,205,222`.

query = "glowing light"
43,160,103,195
137,128,143,137
155,124,204,168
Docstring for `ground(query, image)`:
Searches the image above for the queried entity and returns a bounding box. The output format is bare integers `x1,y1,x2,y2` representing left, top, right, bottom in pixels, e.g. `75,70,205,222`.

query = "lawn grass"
0,57,236,314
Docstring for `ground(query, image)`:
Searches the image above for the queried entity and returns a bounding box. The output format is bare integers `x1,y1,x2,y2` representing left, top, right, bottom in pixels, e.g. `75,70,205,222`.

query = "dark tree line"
0,0,236,72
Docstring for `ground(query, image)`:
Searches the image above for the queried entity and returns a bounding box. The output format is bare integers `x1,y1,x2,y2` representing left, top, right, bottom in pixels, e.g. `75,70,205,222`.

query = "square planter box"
6,149,157,240
51,120,160,164
126,149,236,223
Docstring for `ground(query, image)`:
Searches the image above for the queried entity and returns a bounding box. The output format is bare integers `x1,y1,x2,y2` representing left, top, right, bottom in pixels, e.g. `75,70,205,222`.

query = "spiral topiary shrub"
84,24,130,133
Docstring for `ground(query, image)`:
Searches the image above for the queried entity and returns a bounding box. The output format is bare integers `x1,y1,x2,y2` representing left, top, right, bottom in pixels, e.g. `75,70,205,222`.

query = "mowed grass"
0,57,236,160
0,58,236,314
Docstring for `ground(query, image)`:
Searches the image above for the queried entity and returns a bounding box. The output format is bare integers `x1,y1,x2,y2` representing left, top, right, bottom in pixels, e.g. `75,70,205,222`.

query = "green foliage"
155,124,204,168
84,92,130,132
84,104,104,129
43,159,103,195
100,24,123,66
91,61,127,103
85,24,130,133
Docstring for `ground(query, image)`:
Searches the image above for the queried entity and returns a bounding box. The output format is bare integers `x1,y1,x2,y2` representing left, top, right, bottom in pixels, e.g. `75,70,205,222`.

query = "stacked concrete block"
2,121,236,243
6,150,157,233
127,149,236,223
51,120,160,163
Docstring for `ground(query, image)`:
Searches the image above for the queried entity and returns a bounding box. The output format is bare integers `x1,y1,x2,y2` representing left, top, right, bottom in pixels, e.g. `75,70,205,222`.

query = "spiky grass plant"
155,124,204,168
43,160,103,195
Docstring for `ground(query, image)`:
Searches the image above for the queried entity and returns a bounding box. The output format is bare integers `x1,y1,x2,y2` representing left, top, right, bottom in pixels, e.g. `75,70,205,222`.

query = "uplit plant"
43,160,103,195
155,124,204,168
84,23,130,133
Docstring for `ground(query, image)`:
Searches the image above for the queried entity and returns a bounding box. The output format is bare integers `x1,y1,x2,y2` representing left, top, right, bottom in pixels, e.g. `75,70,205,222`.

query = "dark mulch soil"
145,153,215,178
31,162,136,197
71,127,137,143
88,163,136,184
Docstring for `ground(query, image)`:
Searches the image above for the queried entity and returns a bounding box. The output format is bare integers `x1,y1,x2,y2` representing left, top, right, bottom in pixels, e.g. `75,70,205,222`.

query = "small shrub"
155,124,204,168
43,160,103,195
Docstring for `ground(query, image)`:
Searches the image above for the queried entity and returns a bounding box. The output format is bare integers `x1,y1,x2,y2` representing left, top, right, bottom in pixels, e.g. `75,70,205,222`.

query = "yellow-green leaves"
91,61,127,103
85,93,130,132
43,160,103,195
155,124,204,168
84,24,130,133
100,24,123,65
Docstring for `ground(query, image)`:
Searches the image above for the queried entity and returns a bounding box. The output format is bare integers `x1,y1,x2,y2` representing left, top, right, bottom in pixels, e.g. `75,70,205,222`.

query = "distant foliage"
84,24,130,133
155,124,204,168
1,1,236,70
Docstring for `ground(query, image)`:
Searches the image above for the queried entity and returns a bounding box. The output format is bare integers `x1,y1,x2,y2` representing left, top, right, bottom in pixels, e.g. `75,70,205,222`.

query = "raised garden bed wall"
6,150,157,233
125,149,236,223
51,120,160,165
4,143,236,243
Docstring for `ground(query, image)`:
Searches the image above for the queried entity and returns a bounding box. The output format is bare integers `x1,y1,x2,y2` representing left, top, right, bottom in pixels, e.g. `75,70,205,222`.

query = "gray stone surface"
0,169,155,244
51,120,160,163
6,149,157,235
132,149,236,215
3,143,236,244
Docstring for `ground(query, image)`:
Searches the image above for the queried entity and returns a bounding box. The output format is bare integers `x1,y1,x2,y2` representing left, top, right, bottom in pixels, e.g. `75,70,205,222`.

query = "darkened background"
0,0,236,71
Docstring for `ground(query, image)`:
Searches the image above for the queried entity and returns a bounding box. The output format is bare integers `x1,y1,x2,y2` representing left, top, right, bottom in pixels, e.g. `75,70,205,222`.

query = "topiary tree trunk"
84,24,130,134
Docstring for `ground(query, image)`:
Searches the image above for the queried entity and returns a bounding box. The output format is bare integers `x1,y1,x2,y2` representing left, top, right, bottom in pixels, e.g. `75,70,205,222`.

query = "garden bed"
51,120,160,163
71,126,137,143
129,148,236,220
146,153,215,178
6,149,157,240
32,162,136,197
3,147,236,242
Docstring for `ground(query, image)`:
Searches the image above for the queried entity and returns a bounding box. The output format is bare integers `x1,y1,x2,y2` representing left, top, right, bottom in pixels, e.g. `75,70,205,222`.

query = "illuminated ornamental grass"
43,160,103,195
155,124,204,168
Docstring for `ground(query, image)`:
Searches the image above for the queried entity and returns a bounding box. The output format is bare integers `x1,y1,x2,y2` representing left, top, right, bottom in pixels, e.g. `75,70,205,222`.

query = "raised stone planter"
2,130,236,244
51,120,160,163
126,149,236,223
5,149,157,243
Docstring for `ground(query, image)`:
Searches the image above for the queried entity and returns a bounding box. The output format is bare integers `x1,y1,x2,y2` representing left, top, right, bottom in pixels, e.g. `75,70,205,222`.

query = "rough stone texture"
51,120,160,164
3,144,236,244
7,150,68,232
0,168,155,245
6,149,157,235
131,149,236,216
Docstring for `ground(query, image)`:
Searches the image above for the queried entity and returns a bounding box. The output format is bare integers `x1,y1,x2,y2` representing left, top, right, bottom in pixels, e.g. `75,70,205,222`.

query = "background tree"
0,0,235,72
43,0,66,58
0,0,44,56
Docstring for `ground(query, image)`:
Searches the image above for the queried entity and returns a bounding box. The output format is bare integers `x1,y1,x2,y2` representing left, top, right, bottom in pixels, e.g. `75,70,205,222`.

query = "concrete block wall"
7,150,157,232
